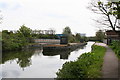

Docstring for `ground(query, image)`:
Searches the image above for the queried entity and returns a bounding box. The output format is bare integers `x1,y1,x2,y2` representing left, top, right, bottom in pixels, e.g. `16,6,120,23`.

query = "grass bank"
110,41,120,59
56,45,106,78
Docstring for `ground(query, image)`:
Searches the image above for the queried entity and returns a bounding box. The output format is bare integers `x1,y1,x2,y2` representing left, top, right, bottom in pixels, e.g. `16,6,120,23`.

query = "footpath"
95,43,118,78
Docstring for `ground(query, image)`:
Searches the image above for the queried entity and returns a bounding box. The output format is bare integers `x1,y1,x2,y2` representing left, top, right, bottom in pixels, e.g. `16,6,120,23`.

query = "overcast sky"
0,0,99,36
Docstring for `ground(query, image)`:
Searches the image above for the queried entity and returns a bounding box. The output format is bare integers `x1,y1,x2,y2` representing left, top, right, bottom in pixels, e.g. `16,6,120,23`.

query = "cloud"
0,2,8,9
45,13,70,19
0,0,97,36
0,0,22,10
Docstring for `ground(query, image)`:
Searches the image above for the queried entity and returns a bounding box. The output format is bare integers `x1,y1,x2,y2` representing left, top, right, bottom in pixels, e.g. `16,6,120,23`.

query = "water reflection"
2,49,35,69
43,46,85,59
1,42,94,78
2,45,85,68
43,51,71,59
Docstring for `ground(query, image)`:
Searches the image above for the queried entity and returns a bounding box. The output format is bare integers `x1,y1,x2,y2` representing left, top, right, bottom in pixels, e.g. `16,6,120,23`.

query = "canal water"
0,42,94,78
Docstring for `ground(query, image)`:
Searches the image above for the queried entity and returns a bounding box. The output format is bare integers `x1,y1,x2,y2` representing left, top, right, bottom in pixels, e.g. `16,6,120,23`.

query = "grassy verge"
56,45,106,78
110,41,120,59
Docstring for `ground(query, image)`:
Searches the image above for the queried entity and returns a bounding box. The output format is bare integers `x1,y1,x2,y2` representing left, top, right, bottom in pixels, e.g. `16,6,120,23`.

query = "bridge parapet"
33,39,60,44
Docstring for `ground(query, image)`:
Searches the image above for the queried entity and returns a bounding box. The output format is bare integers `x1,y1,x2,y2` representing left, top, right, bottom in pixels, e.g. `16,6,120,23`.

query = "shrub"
110,41,120,58
56,45,106,78
2,30,27,51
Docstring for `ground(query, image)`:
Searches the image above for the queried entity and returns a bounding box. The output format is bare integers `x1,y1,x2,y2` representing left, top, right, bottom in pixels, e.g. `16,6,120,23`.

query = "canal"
0,42,94,78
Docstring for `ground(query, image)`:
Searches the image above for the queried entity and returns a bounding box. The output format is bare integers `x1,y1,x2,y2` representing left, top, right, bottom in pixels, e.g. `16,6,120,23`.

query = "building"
56,34,68,44
106,30,120,45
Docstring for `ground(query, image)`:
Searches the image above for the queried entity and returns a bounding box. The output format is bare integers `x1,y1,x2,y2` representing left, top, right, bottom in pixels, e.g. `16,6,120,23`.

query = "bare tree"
89,0,120,31
49,28,56,34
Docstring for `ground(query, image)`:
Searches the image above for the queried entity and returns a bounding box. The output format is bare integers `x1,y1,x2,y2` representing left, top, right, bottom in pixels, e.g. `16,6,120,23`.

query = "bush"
56,45,106,78
2,30,28,51
110,41,120,58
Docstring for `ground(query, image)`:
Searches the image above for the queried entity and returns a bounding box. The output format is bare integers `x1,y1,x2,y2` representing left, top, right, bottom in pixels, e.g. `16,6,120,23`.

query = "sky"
0,0,100,36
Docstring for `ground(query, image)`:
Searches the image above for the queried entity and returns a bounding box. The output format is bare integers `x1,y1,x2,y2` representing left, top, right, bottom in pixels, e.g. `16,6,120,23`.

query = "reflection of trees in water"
16,52,33,68
2,48,42,69
1,44,86,69
33,49,43,56
17,58,31,69
43,45,86,59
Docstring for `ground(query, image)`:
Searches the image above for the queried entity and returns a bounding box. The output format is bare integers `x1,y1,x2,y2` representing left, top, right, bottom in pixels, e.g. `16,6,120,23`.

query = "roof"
106,30,120,38
106,30,120,35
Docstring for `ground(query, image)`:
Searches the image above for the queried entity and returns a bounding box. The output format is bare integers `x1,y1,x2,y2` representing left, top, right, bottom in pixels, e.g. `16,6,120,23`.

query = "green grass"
56,45,106,78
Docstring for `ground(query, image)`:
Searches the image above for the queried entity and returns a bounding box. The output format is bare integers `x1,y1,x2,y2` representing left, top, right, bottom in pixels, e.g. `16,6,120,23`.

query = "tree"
2,30,27,51
96,30,105,42
62,26,72,35
19,25,32,38
18,25,32,43
89,0,120,31
75,33,81,42
62,26,74,43
49,28,56,34
2,25,32,51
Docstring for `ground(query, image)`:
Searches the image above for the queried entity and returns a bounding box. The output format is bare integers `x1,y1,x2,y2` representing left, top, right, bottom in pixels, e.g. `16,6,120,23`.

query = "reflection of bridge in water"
43,50,70,59
42,44,85,59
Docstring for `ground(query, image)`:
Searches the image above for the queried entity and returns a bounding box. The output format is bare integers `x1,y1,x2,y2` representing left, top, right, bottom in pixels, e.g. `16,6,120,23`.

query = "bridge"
32,30,55,34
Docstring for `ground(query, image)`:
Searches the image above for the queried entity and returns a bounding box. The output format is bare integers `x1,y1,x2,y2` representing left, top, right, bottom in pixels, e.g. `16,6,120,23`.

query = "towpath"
95,43,118,78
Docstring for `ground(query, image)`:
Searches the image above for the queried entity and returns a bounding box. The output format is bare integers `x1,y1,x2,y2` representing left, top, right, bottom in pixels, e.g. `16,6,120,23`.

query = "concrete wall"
33,39,60,44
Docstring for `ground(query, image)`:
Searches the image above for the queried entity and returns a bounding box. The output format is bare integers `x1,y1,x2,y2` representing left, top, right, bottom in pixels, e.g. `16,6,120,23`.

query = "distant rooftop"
106,30,120,38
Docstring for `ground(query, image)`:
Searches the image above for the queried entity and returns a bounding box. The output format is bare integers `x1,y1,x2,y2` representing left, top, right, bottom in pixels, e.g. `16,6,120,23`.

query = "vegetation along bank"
110,41,120,59
56,44,106,78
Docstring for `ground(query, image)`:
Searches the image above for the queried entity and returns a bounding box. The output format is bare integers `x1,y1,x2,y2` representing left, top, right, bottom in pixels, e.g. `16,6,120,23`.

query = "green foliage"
2,30,27,51
56,61,83,78
98,1,120,18
98,1,102,5
62,26,72,35
62,27,87,43
68,35,76,43
19,25,32,38
81,36,88,42
56,45,106,78
75,33,81,42
87,37,97,41
110,41,120,58
96,30,105,42
95,1,120,31
2,25,32,51
18,25,32,43
62,26,74,43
